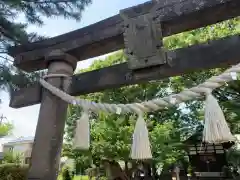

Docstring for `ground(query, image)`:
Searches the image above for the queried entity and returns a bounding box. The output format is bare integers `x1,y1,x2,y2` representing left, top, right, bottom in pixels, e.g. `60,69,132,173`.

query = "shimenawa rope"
40,63,239,159
40,65,240,114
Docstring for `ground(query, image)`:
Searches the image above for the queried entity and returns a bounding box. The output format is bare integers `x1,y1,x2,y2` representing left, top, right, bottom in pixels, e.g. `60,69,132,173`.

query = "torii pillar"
27,50,77,180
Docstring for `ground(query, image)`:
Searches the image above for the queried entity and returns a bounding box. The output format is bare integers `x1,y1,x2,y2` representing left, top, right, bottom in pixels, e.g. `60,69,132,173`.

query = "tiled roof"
3,136,34,145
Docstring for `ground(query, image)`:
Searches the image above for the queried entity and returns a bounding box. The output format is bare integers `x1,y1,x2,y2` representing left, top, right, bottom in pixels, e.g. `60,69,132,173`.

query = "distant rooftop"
3,136,34,146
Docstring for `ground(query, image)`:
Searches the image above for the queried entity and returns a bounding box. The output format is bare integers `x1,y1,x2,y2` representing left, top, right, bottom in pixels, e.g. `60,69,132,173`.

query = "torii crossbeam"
7,0,240,179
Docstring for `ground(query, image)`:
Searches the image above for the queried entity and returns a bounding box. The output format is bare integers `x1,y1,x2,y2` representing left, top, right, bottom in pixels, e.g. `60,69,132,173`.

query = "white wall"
2,142,33,164
12,143,31,154
3,142,32,157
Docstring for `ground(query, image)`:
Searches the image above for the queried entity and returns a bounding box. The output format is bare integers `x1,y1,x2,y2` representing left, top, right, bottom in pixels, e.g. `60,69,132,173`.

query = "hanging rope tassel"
131,114,152,160
73,110,90,150
203,93,235,143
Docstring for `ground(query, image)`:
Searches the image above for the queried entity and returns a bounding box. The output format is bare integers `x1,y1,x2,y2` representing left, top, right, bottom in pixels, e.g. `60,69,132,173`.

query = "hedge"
0,163,28,180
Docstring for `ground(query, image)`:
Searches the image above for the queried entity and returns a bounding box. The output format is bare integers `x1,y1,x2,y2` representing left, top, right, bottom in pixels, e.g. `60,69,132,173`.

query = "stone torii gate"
7,0,240,180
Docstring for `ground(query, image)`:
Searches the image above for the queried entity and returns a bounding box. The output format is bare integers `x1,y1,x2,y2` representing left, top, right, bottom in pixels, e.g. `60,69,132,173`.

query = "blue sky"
0,0,149,144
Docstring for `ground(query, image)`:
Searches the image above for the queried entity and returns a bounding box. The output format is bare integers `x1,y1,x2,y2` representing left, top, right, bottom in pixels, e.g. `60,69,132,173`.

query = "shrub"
2,152,23,164
0,163,28,180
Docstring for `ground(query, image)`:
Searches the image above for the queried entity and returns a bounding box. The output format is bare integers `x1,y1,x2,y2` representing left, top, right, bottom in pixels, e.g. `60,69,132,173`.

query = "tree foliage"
1,0,92,94
1,0,92,46
0,122,13,137
0,115,13,137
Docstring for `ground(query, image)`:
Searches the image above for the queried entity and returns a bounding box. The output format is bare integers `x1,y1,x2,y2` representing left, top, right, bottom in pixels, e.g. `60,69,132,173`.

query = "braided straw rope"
39,63,240,114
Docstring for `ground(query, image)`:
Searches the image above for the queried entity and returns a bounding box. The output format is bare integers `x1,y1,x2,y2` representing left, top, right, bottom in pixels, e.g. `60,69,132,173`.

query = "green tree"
1,0,92,94
1,0,91,45
0,122,13,137
0,115,13,137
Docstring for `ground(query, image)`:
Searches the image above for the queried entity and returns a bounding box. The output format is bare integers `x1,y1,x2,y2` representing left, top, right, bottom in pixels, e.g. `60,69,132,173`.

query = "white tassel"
203,93,235,143
130,114,152,160
73,110,90,150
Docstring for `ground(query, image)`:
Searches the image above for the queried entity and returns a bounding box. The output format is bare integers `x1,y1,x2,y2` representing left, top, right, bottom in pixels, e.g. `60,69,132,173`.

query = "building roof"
3,136,34,146
184,126,235,149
